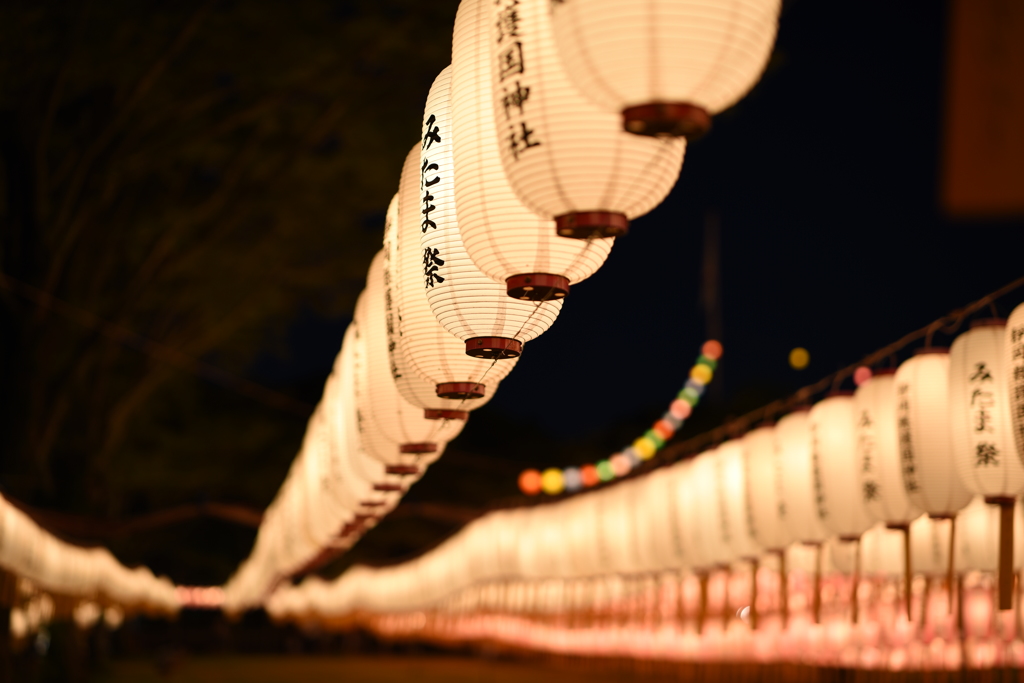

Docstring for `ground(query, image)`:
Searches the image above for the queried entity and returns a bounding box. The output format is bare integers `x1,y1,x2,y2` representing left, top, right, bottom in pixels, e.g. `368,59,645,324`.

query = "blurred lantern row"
222,0,782,609
260,307,1024,670
0,493,177,644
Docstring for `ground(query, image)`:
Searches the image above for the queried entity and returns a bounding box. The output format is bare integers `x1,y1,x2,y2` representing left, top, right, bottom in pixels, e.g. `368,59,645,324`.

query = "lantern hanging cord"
644,272,1024,472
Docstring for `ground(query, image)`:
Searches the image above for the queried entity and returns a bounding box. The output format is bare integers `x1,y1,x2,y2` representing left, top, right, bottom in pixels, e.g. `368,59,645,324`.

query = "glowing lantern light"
690,449,733,566
482,0,685,239
450,0,614,300
549,0,781,138
742,424,794,551
894,350,972,517
391,152,519,402
419,66,563,361
1007,304,1024,464
810,394,874,540
775,409,830,544
789,347,810,370
716,440,762,560
854,370,922,526
949,320,1024,609
854,366,873,386
353,251,465,475
540,468,565,495
519,469,542,495
580,464,600,487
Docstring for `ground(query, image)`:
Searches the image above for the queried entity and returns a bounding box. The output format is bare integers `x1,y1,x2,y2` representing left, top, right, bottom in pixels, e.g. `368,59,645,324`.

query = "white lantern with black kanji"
391,150,520,402
742,424,795,552
775,409,830,544
353,251,464,485
450,0,615,301
419,67,563,363
482,0,685,240
810,394,874,540
690,448,734,566
854,370,922,526
894,350,972,517
949,319,1024,609
550,0,781,139
950,320,1024,496
1004,304,1024,467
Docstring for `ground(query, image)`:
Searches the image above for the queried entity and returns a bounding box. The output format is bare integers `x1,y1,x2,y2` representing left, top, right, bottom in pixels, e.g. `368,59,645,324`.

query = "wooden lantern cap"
359,500,385,508
373,483,403,492
424,408,469,420
506,273,569,301
555,211,629,239
466,336,522,360
623,102,711,139
971,318,1006,328
914,347,949,355
398,443,436,454
436,382,485,399
385,464,420,475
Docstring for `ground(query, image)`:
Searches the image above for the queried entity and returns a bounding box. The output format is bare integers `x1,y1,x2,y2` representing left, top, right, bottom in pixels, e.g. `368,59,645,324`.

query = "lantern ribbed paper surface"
909,513,949,576
1007,304,1024,465
673,460,713,570
419,67,562,356
690,450,733,566
894,351,972,517
859,523,906,578
775,410,830,544
450,0,614,300
741,425,793,551
485,0,685,239
854,371,922,526
950,321,1024,496
810,395,874,539
353,252,464,467
550,0,781,137
392,150,520,401
715,440,762,560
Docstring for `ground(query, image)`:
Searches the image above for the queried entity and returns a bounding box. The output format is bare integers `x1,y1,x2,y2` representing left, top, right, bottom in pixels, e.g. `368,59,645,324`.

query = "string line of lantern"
220,0,783,612
260,286,1024,671
0,493,179,645
518,340,723,496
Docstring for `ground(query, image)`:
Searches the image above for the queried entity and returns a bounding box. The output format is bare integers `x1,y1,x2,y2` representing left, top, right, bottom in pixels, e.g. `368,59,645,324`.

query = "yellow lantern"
550,0,781,138
450,0,615,300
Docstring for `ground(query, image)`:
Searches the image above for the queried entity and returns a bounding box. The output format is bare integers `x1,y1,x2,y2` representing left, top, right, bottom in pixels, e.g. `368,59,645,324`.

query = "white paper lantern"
391,151,521,402
858,522,906,578
1006,304,1024,466
550,0,781,138
353,252,464,475
774,409,830,544
689,449,734,566
450,0,615,300
950,320,1024,609
716,439,762,560
894,350,972,517
909,512,950,576
810,394,874,539
741,424,793,551
950,320,1024,497
420,66,564,362
481,0,685,239
672,459,715,571
854,370,922,526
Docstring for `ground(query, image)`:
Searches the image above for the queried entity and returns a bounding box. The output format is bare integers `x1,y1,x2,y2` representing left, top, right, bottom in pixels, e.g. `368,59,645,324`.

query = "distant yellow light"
789,347,810,370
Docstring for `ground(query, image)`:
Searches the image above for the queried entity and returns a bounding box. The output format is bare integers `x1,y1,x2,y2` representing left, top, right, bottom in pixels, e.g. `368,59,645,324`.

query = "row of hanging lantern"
260,303,1024,670
519,340,723,496
223,0,783,609
0,493,177,643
